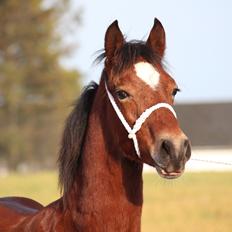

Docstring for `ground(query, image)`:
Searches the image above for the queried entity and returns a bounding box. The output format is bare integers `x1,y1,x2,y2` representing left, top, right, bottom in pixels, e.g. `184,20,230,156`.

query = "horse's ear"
105,20,124,62
146,18,166,58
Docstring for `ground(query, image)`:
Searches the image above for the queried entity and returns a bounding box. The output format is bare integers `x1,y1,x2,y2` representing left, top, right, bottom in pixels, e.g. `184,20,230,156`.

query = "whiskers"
143,169,185,189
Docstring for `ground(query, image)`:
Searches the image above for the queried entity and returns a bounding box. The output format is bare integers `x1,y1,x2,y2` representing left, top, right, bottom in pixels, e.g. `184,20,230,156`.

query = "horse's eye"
172,88,180,97
116,90,130,100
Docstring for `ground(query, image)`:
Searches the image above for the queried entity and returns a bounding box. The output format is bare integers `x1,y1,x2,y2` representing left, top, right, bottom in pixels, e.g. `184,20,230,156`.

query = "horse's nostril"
161,140,172,156
159,138,191,160
184,139,189,149
183,139,191,160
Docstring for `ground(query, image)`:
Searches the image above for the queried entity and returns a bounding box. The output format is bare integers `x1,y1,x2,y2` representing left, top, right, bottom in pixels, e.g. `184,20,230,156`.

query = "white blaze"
134,62,160,89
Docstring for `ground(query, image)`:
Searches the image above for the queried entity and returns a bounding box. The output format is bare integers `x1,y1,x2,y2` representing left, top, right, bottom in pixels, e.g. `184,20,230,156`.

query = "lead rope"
190,158,232,166
105,81,177,158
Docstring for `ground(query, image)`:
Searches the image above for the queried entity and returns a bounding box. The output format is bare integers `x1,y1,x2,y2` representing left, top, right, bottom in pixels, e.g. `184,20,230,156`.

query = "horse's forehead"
134,62,160,89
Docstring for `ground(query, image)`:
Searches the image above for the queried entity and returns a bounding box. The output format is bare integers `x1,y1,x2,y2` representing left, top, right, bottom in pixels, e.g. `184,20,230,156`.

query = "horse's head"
102,18,191,179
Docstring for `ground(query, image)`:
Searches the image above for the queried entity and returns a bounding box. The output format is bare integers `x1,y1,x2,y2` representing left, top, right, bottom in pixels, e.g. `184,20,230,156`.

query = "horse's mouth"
155,165,183,179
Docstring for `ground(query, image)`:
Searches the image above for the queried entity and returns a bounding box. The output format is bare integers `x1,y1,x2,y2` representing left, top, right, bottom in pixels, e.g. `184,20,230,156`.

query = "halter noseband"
105,81,177,158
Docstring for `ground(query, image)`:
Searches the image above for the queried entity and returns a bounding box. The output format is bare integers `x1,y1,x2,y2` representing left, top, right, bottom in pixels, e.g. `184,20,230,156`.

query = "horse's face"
104,19,191,179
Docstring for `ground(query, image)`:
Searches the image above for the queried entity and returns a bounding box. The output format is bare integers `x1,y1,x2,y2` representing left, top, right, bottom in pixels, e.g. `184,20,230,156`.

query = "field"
0,171,232,232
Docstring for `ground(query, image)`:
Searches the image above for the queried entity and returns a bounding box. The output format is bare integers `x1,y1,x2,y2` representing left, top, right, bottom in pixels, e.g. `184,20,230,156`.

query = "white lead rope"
105,81,177,158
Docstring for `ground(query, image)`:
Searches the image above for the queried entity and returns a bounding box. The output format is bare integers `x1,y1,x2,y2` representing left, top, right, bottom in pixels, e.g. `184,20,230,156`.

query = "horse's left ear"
146,18,166,58
105,20,124,63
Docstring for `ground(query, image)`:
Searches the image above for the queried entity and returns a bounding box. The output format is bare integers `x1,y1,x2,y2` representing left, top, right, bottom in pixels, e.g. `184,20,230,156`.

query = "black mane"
58,82,98,199
95,40,162,74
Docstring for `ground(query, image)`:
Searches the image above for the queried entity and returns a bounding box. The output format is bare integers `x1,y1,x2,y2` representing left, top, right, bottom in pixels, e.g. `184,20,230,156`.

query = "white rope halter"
105,81,177,158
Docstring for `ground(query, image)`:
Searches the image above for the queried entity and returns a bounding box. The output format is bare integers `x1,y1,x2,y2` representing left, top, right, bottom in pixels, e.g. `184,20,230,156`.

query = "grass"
0,171,60,204
0,171,232,232
142,172,232,232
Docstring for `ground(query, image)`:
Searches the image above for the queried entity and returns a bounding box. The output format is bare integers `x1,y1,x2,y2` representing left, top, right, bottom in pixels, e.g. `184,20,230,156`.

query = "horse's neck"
67,84,143,230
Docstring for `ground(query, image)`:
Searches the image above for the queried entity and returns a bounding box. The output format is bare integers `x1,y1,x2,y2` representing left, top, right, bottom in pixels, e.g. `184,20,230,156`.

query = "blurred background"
0,0,232,231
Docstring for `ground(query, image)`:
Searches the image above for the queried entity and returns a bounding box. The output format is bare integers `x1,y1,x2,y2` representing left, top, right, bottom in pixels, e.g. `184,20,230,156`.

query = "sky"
62,0,232,103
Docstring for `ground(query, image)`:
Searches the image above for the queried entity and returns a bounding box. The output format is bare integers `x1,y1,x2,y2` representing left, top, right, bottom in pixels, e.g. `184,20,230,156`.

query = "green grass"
0,171,232,232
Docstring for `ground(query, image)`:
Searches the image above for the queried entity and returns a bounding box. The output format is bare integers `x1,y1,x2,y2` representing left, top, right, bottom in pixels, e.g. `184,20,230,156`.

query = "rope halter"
105,81,177,158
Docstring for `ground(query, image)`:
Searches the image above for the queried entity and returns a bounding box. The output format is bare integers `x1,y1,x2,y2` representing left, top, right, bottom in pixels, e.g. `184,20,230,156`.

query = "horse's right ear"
105,20,124,63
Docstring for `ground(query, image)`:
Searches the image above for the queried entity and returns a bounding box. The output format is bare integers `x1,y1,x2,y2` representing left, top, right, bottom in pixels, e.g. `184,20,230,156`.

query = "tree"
0,0,81,170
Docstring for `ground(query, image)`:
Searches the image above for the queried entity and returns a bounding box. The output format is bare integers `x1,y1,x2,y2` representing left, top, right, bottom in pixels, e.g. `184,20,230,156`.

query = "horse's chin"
155,166,184,179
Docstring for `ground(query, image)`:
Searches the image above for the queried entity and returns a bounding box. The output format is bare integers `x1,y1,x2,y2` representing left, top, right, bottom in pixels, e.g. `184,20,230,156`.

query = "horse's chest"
74,202,141,232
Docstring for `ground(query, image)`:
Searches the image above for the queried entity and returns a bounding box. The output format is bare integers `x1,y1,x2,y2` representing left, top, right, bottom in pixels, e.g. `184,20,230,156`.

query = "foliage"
0,0,81,169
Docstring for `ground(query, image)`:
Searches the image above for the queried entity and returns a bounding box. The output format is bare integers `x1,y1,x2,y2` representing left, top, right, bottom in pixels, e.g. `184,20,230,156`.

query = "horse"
0,18,191,231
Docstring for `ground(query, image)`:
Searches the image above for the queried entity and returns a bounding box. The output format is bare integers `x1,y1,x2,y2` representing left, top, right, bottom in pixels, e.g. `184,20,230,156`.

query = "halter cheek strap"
105,81,177,158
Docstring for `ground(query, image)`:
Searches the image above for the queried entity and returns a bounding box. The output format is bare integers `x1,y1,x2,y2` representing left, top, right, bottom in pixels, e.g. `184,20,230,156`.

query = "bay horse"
0,18,191,231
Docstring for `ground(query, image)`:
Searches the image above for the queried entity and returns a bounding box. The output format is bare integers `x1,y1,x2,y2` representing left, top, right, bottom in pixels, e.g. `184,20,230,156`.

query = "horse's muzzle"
152,136,191,179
